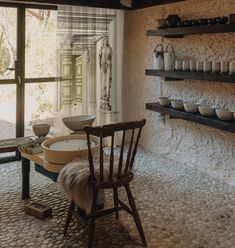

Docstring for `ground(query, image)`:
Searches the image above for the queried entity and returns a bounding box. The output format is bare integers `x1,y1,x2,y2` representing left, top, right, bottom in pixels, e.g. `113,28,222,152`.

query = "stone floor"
0,148,235,248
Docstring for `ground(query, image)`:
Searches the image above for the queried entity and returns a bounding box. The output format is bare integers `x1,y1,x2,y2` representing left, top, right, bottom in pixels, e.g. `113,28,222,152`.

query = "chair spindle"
109,133,115,181
99,137,104,182
86,134,95,181
125,128,135,174
118,130,126,177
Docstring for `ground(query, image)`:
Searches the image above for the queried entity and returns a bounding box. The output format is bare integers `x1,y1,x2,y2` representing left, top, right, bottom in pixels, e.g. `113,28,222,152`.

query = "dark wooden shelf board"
147,24,235,37
146,102,235,133
145,69,235,83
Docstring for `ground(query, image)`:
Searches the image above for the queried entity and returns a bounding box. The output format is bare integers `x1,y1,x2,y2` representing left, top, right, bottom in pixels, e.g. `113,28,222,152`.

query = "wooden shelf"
146,102,235,133
147,24,235,38
145,69,235,83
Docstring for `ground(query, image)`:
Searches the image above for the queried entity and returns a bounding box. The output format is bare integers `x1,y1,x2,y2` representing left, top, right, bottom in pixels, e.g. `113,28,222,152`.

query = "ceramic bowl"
183,102,198,113
198,105,215,117
159,96,171,107
62,115,96,132
215,109,234,121
171,100,184,110
32,123,50,137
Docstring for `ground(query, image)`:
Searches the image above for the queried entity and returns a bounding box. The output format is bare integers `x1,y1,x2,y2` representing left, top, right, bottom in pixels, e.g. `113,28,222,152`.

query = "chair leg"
64,200,75,236
113,187,119,219
87,188,99,248
125,185,147,247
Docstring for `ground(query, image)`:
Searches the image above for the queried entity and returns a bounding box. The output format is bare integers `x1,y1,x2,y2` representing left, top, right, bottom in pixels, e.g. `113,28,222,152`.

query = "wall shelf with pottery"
145,69,235,83
146,102,235,133
147,24,235,38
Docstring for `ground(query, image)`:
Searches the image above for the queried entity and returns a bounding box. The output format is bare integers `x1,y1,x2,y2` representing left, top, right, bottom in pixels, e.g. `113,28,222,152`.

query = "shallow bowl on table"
62,115,96,132
42,134,99,165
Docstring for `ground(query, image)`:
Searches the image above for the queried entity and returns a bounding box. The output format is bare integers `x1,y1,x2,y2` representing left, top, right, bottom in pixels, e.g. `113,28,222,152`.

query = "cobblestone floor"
0,148,235,248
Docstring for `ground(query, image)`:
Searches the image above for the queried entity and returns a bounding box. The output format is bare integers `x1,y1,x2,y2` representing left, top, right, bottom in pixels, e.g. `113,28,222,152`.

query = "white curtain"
54,5,124,135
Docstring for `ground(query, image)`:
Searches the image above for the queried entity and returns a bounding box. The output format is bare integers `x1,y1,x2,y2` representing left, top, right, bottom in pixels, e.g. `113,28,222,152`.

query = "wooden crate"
25,202,52,219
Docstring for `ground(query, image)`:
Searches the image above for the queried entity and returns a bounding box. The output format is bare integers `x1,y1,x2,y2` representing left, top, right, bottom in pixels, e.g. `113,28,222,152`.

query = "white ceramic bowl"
62,115,96,132
183,102,198,113
171,100,184,110
198,105,215,117
32,123,50,137
215,109,234,121
159,96,171,107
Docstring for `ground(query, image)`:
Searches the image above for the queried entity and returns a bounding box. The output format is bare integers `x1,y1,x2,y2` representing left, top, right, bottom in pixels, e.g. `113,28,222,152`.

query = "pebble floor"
0,148,235,248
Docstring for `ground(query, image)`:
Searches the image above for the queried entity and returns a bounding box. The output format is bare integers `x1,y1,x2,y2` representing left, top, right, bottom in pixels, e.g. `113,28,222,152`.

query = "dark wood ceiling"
0,0,186,9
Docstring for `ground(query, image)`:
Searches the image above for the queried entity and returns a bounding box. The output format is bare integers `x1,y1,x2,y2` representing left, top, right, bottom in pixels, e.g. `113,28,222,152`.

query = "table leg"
22,157,30,199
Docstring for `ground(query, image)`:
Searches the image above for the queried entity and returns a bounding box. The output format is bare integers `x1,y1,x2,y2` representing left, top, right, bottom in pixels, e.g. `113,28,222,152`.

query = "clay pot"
32,123,50,137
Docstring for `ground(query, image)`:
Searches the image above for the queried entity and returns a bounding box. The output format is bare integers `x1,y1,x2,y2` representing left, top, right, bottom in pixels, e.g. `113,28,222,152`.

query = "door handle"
7,67,20,71
18,76,22,85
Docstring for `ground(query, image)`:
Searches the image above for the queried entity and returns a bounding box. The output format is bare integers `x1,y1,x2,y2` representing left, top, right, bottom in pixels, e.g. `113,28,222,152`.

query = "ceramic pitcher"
152,44,164,70
164,44,175,71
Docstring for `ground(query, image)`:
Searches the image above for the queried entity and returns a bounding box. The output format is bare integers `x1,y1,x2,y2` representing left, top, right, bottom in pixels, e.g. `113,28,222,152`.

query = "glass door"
24,7,57,136
0,6,20,161
0,4,57,162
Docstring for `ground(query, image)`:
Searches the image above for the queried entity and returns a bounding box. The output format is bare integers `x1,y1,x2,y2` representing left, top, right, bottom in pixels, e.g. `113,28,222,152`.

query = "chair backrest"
84,119,146,183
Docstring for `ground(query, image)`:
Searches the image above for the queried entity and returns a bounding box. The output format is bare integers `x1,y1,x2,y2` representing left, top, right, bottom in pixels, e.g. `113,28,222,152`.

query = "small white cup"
203,61,212,73
175,60,182,71
182,61,190,71
212,62,220,73
229,62,235,75
220,62,229,74
196,61,203,72
189,61,196,72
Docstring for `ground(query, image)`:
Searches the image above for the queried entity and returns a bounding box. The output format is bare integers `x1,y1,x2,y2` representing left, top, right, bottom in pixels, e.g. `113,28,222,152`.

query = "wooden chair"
63,119,147,248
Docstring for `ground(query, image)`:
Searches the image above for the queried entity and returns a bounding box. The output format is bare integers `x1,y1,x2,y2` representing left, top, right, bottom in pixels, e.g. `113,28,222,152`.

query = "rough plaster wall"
123,0,235,185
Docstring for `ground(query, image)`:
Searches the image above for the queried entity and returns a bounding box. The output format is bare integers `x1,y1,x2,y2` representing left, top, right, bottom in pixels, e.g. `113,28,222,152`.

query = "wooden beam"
133,0,186,9
1,0,186,9
0,0,126,9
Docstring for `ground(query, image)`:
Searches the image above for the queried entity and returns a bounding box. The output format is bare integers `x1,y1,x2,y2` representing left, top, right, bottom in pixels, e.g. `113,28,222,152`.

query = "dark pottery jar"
207,18,217,25
229,14,235,24
216,16,228,24
166,14,181,27
198,19,208,25
191,19,200,26
182,20,193,27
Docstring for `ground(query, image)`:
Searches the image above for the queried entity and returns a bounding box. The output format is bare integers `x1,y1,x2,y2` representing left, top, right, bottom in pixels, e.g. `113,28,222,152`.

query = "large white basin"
42,134,99,164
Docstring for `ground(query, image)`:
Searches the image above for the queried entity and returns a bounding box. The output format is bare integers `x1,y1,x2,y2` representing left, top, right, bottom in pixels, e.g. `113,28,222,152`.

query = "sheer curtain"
54,5,124,135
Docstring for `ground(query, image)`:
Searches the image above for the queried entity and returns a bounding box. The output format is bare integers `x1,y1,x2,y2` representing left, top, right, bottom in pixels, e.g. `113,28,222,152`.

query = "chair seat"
58,155,130,213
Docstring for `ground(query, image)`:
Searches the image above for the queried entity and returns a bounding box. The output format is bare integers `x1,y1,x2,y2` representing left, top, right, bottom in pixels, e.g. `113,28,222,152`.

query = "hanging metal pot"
164,43,175,71
152,44,164,70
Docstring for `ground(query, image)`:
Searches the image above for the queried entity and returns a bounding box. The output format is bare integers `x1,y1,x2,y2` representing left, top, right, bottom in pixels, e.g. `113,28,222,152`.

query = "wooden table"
21,152,66,199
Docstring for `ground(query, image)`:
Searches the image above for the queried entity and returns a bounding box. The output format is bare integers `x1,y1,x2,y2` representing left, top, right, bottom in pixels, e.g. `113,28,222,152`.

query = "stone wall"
123,0,235,185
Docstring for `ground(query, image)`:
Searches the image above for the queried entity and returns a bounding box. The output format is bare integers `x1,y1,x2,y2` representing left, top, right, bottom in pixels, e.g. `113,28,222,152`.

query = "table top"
0,137,33,153
21,152,66,174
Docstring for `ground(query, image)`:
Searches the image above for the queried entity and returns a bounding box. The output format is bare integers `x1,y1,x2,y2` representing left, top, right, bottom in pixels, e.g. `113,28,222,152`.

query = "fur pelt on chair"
58,157,105,213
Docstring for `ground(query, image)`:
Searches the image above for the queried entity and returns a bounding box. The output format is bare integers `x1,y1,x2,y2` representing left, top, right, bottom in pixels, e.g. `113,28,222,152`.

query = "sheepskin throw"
58,155,121,213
